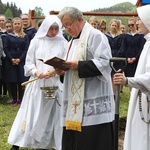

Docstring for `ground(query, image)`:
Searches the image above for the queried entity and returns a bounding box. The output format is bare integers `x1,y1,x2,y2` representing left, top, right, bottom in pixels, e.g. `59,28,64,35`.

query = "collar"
73,32,81,39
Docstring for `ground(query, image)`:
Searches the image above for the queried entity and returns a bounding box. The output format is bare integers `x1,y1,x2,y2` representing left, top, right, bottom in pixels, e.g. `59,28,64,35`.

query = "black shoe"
10,145,19,150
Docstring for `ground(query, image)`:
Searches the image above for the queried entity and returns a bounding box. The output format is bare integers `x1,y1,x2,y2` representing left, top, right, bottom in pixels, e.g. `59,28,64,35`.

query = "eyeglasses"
63,19,77,29
128,24,134,27
21,18,28,20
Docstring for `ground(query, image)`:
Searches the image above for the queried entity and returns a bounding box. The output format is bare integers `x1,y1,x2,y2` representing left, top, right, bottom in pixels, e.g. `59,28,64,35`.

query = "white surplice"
61,22,115,127
8,15,67,149
124,33,150,150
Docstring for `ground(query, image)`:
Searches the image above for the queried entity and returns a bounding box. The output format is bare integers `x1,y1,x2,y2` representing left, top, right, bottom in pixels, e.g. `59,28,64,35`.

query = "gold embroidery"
72,101,80,113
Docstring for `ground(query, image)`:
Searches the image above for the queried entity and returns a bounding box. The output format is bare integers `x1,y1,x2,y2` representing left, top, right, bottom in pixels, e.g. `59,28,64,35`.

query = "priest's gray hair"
57,7,85,21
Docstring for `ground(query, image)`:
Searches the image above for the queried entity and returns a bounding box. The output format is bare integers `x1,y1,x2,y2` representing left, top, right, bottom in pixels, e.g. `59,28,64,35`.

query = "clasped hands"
12,58,21,65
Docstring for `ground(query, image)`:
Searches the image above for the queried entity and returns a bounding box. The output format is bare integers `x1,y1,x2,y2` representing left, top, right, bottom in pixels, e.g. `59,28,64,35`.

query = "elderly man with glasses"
56,6,115,150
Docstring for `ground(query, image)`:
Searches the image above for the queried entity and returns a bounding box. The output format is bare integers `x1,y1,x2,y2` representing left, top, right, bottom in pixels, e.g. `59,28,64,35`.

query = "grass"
0,86,130,150
0,97,52,150
120,86,130,117
0,98,18,150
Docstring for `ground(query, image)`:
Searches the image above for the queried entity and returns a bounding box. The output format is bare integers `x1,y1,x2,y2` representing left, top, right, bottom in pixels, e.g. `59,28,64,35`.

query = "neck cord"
66,39,73,61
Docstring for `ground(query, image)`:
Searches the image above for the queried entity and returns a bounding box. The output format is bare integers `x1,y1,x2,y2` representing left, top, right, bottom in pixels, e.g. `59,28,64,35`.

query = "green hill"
92,2,136,13
87,2,137,30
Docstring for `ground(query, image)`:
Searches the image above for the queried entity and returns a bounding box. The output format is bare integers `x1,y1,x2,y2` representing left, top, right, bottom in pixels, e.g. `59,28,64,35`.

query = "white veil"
34,15,65,40
137,5,150,31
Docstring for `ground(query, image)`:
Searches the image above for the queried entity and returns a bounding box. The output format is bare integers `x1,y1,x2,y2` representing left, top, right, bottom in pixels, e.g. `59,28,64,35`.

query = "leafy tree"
34,6,45,27
4,8,13,19
6,2,10,8
9,2,21,17
0,1,22,17
0,3,5,14
34,6,44,16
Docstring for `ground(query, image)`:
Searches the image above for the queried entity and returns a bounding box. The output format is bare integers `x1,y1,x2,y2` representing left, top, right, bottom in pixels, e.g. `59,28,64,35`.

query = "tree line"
0,0,137,29
0,0,22,18
0,0,44,25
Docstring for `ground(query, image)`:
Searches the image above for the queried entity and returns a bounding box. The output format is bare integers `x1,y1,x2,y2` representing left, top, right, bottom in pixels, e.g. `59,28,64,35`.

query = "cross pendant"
72,101,80,113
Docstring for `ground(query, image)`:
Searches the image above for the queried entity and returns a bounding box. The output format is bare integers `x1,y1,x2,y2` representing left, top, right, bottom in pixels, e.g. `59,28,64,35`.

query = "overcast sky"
3,0,137,16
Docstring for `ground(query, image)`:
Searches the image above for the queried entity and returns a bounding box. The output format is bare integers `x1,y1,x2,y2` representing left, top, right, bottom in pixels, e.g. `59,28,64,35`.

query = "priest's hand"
64,61,78,70
55,68,65,75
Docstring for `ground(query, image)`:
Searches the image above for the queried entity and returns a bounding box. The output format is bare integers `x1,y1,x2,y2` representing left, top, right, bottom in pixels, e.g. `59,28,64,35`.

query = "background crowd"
0,13,145,101
88,15,145,79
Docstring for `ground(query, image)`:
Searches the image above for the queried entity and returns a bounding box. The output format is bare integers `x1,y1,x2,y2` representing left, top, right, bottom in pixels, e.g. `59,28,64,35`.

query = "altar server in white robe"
113,5,150,150
56,7,115,150
8,15,67,150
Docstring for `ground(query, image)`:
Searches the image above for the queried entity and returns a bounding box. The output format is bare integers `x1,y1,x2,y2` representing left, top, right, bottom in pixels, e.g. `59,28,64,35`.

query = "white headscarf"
137,5,150,31
34,15,65,40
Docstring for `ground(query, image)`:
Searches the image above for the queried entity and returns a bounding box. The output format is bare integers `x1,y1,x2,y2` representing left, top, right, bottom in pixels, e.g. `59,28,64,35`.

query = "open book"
37,56,69,71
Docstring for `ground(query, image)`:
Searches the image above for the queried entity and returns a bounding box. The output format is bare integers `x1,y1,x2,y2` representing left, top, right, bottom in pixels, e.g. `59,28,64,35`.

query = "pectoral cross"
72,101,80,113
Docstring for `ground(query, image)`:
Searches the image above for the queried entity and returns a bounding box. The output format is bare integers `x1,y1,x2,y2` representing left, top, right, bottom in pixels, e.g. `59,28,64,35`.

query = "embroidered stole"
66,26,93,132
